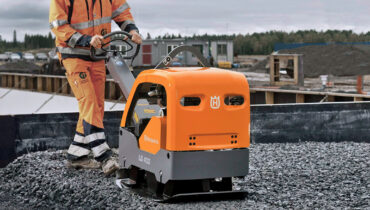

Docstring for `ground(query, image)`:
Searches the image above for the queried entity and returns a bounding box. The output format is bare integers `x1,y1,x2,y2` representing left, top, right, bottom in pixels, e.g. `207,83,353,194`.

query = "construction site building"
131,39,233,67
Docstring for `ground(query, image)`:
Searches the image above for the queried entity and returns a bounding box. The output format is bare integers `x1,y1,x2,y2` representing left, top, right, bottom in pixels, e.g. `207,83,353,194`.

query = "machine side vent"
224,95,244,106
180,97,201,106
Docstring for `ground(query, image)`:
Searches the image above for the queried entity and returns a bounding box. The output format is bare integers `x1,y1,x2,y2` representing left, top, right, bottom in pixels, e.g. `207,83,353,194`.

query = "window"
217,44,227,56
168,45,178,54
192,45,204,57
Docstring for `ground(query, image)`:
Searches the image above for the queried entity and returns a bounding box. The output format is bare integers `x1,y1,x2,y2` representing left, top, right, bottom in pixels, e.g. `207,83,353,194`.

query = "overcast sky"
0,0,369,41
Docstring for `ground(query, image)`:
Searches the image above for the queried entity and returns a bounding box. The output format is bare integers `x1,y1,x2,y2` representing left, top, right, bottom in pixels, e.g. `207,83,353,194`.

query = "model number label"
138,154,151,165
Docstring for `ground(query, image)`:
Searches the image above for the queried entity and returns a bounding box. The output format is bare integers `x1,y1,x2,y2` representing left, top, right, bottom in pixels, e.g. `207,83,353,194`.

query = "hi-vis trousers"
63,58,112,162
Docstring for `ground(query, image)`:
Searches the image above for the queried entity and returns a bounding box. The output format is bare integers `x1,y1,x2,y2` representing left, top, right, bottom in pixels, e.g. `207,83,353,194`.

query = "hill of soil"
279,44,370,77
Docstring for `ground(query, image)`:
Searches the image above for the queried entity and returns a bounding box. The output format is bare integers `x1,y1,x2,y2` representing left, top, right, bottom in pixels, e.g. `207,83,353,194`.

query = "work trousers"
63,58,112,162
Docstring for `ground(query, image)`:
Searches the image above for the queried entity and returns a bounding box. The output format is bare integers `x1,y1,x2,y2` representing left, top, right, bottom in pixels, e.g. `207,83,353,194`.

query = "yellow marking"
134,112,139,123
144,109,156,114
137,103,149,106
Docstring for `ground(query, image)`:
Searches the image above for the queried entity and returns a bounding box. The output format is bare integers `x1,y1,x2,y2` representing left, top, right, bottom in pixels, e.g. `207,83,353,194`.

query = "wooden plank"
293,55,298,85
265,92,274,104
68,84,73,96
269,55,275,85
296,94,305,103
28,77,34,90
54,78,61,93
62,78,68,94
14,75,19,88
0,72,66,80
297,55,304,86
274,81,297,86
327,95,335,102
354,97,363,102
274,54,297,59
1,75,7,87
250,87,370,99
7,75,13,88
115,84,122,101
37,77,43,92
105,82,109,100
20,76,27,89
109,81,116,100
70,86,75,97
46,77,52,93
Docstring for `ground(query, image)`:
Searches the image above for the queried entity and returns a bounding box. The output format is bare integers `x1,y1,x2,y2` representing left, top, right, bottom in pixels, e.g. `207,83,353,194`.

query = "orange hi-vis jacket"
50,0,137,60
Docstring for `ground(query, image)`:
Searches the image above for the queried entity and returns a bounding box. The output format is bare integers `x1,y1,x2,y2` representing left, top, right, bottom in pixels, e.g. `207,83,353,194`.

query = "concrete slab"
0,88,125,115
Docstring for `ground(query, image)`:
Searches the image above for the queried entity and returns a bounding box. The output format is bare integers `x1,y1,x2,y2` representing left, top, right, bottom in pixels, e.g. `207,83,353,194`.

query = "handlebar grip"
103,31,132,40
90,31,135,61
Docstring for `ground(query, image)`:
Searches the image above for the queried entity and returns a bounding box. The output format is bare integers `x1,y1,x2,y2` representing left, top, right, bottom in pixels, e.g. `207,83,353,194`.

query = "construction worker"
49,0,142,175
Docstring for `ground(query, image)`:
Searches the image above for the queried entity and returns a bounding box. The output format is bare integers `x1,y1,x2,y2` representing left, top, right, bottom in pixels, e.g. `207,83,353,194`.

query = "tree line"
2,30,370,55
153,30,370,55
0,30,55,53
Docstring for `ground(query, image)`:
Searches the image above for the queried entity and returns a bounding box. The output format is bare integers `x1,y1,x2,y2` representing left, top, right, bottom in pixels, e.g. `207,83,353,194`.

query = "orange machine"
91,32,250,201
122,68,250,155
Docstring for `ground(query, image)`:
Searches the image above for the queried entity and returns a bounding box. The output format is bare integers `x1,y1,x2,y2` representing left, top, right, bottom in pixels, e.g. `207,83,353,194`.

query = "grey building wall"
132,39,186,67
210,40,234,64
131,39,232,67
183,40,210,66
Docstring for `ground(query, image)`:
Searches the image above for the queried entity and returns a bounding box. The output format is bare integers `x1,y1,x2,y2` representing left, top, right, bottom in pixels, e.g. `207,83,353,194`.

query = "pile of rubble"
279,44,370,77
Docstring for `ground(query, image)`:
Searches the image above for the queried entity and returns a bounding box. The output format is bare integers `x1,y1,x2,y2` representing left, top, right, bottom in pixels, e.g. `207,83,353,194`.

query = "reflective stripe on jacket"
49,0,136,59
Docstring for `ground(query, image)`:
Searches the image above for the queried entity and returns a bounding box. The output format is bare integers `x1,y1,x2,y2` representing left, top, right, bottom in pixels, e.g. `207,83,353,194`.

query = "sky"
0,0,369,41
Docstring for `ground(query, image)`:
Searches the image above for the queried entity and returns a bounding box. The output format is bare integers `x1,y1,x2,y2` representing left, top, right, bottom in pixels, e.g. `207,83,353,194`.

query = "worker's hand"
90,35,104,48
128,30,142,44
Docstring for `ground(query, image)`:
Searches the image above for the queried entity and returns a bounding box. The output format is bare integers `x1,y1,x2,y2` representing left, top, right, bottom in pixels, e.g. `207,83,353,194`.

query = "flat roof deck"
0,88,125,115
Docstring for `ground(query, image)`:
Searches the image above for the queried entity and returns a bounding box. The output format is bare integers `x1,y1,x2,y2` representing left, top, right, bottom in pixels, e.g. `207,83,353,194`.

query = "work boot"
102,156,119,175
66,157,101,169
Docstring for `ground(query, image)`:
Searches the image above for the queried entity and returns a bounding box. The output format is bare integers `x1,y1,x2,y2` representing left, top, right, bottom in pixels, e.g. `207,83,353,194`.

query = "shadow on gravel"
161,191,248,203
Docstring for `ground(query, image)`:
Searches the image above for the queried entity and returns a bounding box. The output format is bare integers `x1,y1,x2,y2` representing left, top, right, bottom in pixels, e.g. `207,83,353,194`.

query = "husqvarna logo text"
210,96,221,109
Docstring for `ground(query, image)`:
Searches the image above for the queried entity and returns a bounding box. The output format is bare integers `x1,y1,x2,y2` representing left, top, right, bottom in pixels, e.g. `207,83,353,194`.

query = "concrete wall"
251,102,370,143
1,102,370,167
0,111,122,167
0,116,16,167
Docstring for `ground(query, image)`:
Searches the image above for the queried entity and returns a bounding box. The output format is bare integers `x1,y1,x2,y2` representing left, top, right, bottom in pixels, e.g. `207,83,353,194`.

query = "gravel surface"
0,142,369,209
